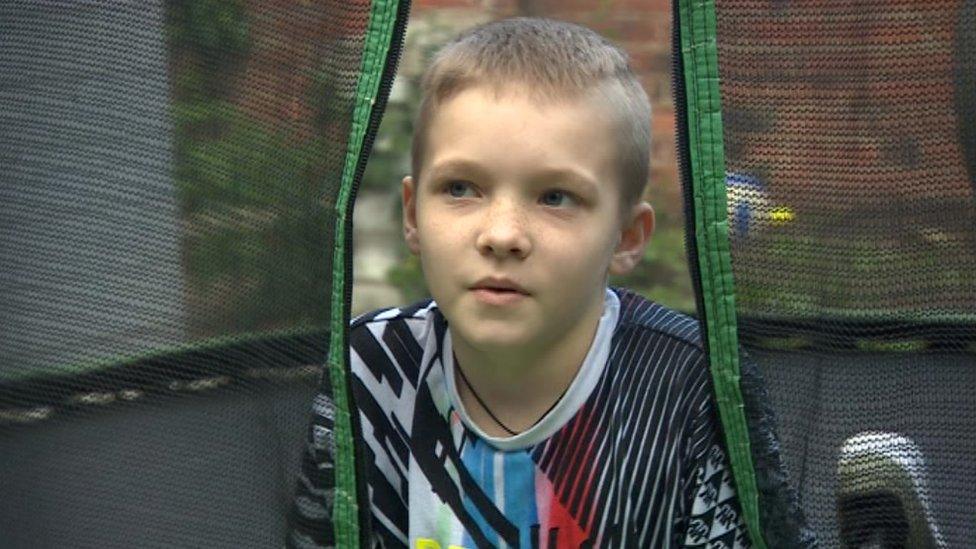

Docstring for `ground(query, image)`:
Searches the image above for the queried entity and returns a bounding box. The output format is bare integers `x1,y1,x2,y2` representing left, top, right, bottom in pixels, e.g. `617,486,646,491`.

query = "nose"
475,200,532,260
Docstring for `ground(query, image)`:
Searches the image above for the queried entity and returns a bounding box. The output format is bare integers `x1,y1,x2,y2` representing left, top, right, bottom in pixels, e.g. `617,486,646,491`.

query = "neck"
451,292,605,436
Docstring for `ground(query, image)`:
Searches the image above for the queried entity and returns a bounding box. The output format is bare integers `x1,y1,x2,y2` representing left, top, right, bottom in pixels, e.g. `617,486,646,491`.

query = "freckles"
418,211,449,235
422,218,470,252
552,240,614,277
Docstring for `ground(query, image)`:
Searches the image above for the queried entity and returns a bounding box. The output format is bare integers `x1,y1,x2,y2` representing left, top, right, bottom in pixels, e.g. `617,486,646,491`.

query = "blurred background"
350,0,694,315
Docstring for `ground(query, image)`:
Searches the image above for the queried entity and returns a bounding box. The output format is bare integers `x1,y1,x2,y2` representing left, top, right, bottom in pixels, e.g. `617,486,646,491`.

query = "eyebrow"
425,159,491,183
426,159,599,194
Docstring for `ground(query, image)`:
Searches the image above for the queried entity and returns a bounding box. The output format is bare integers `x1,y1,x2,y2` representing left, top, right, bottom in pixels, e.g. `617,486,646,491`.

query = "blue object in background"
726,172,768,240
725,172,794,242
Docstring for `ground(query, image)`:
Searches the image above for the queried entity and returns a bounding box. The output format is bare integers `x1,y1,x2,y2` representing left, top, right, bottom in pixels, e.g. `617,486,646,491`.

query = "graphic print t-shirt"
301,288,750,548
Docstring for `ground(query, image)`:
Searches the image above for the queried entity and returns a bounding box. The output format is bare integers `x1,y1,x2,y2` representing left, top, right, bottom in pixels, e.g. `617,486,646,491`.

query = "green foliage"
360,95,416,192
168,0,250,64
733,225,976,320
386,253,429,304
173,103,324,209
168,3,334,336
173,99,335,335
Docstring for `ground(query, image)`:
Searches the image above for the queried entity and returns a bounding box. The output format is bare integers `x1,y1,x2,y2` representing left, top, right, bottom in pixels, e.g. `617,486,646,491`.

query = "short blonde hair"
411,17,652,208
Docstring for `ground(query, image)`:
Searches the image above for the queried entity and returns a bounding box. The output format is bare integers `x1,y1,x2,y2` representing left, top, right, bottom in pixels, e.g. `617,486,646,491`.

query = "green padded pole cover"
329,0,403,546
675,0,765,546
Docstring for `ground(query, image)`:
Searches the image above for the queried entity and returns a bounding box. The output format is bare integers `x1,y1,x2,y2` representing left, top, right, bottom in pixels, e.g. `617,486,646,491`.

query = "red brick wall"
715,0,970,209
233,1,372,142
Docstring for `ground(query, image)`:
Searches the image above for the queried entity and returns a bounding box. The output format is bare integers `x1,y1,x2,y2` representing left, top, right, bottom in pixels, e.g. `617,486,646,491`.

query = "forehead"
423,85,622,191
426,84,617,150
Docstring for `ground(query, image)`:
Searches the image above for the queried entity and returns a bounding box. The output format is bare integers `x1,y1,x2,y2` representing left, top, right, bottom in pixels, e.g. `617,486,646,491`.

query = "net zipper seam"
672,0,767,547
330,1,411,547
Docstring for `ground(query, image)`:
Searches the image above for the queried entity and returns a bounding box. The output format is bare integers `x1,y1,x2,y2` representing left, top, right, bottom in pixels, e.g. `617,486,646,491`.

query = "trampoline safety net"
0,1,402,547
680,0,976,547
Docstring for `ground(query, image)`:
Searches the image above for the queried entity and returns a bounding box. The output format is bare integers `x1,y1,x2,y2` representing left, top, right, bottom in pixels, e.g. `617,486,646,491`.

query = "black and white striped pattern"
289,288,750,548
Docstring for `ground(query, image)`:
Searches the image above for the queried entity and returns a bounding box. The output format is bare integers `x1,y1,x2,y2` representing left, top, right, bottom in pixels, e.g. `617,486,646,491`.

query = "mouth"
469,277,530,305
470,277,529,295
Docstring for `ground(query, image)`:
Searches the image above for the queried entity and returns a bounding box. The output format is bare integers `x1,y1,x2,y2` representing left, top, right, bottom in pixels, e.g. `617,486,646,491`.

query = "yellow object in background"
770,207,795,224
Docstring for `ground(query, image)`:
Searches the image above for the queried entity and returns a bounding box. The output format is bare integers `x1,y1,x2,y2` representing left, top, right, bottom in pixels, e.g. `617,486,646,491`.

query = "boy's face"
402,84,653,354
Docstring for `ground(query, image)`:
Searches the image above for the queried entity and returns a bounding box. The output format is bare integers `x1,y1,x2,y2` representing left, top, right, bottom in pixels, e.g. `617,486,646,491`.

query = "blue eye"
541,190,572,207
447,181,474,198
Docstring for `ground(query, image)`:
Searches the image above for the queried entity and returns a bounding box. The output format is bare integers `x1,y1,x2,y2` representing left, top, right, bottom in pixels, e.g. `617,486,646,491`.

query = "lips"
470,277,530,306
470,277,529,295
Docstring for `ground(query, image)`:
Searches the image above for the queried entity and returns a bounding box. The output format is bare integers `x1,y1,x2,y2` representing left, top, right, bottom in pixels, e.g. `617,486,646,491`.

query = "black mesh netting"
715,1,976,547
0,1,374,546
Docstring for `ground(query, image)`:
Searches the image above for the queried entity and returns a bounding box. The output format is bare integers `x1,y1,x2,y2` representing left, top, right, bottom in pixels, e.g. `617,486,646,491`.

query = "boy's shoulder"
350,298,439,330
610,286,702,351
347,298,442,391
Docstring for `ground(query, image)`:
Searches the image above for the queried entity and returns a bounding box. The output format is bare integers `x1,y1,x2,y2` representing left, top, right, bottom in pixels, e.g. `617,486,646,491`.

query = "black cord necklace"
455,360,569,436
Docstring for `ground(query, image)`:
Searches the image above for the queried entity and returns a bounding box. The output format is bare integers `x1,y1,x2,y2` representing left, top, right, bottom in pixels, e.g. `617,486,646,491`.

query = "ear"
402,175,421,254
609,201,654,275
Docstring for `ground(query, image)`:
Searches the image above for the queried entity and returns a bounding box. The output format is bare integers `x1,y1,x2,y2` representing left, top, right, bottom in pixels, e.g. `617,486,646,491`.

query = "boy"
291,17,750,548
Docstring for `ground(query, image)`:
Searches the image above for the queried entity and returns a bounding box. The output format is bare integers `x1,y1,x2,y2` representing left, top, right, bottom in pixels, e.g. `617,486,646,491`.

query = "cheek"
537,231,616,285
415,214,469,282
550,222,616,260
417,214,461,252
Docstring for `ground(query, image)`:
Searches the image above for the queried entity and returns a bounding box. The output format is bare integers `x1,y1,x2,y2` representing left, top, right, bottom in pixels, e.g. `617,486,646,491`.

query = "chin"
455,319,535,352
